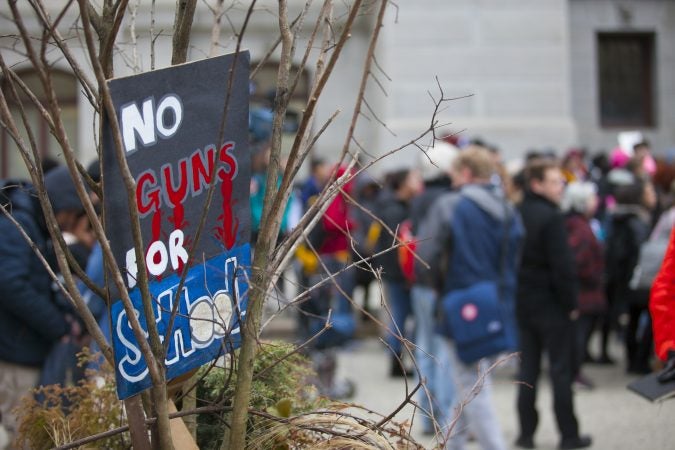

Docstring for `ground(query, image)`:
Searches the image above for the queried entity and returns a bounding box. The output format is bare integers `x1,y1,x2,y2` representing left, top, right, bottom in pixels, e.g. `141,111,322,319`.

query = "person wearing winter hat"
44,165,95,269
0,168,84,445
44,165,86,231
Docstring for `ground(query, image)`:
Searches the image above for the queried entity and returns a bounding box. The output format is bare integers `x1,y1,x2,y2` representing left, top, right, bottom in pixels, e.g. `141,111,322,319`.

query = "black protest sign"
102,52,251,399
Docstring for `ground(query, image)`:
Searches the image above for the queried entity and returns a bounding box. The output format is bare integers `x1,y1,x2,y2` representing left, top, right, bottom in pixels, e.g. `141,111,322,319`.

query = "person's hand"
569,309,580,321
61,314,83,344
657,350,675,383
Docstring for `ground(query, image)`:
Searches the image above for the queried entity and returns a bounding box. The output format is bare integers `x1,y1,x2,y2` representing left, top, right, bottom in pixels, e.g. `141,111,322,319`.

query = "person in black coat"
605,178,657,374
515,160,592,450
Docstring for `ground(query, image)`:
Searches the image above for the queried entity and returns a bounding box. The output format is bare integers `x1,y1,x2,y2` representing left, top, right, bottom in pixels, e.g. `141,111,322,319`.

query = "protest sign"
102,52,251,399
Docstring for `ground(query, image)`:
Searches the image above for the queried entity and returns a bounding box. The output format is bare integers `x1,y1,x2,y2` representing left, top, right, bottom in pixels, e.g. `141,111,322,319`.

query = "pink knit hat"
610,146,631,168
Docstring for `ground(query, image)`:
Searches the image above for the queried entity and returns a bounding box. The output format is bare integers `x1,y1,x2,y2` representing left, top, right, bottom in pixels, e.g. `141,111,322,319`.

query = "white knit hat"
561,181,597,214
418,141,459,181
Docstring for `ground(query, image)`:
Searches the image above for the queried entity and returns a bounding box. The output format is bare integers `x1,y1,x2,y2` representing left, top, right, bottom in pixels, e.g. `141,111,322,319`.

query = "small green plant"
196,340,326,449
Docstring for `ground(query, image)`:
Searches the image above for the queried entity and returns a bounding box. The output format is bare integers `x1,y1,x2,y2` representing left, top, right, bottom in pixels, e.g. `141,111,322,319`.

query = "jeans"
383,280,412,355
411,285,454,433
302,255,356,345
446,341,506,450
0,360,40,445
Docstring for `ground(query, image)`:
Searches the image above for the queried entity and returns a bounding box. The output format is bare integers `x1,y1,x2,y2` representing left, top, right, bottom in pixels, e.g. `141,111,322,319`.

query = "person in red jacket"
562,181,606,389
650,227,675,380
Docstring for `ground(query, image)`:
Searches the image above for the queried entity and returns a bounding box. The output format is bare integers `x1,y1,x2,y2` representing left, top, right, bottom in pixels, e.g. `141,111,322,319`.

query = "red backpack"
397,219,417,284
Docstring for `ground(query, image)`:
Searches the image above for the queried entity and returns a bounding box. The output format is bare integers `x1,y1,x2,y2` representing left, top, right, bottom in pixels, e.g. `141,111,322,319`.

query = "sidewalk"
260,278,675,449
335,337,675,449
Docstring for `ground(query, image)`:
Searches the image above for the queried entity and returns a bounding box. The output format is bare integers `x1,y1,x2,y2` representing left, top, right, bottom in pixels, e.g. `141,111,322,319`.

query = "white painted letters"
121,98,155,153
126,248,138,289
155,95,183,138
120,94,183,153
125,229,190,287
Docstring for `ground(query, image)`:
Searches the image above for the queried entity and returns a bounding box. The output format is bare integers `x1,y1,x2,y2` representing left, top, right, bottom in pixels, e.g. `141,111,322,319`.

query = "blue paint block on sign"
111,245,250,399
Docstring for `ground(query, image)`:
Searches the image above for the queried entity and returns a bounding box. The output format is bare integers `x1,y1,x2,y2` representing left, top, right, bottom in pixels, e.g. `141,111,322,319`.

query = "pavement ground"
334,336,675,449
261,278,675,449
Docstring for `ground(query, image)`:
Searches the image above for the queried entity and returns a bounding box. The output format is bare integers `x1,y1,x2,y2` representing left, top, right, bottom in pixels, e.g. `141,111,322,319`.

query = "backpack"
436,191,520,363
630,211,674,291
397,219,416,284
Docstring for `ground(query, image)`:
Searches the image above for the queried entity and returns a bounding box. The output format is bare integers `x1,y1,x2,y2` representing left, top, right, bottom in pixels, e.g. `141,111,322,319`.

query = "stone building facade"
1,0,674,177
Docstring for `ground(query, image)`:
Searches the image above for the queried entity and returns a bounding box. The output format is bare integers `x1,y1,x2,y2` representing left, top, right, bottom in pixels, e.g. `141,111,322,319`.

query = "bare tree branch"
288,0,331,100
172,0,197,64
100,0,130,78
337,0,389,160
267,0,364,243
129,0,142,73
208,0,225,57
86,0,104,37
228,0,295,444
78,2,176,446
150,0,157,69
249,13,303,80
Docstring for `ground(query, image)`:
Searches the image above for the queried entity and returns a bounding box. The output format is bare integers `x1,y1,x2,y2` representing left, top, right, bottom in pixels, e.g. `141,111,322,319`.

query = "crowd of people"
2,129,675,449
279,133,675,449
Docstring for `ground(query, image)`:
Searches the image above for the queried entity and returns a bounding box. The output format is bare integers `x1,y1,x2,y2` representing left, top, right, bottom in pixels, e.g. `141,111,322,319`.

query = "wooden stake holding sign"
168,399,200,450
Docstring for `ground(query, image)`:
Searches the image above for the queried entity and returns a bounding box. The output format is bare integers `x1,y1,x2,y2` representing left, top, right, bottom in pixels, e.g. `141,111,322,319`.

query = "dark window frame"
597,32,656,128
1,69,78,178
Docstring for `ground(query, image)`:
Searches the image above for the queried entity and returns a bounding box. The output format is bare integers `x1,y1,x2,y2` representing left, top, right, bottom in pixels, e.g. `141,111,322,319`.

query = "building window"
1,70,79,178
597,32,655,128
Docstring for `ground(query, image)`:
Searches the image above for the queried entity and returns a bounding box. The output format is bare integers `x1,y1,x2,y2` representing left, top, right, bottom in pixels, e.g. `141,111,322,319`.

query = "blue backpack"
437,193,518,364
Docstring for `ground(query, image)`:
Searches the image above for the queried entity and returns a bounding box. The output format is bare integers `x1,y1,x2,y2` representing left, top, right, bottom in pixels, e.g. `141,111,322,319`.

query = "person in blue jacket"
0,177,79,442
416,147,524,449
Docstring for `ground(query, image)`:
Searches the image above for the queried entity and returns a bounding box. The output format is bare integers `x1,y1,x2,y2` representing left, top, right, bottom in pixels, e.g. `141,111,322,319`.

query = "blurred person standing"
639,179,675,384
516,160,592,449
649,199,675,382
350,170,381,319
36,166,95,391
249,139,298,245
0,176,80,443
309,164,357,329
297,164,358,399
300,158,332,208
633,140,657,178
418,147,523,450
410,141,458,435
374,167,422,377
561,181,606,388
606,178,657,375
561,149,588,184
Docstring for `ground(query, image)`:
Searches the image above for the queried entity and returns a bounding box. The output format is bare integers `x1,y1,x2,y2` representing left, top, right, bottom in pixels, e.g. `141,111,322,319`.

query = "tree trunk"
151,372,174,450
124,396,152,450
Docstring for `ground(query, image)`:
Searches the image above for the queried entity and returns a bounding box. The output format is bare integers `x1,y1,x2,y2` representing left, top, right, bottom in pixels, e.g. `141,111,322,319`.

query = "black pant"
626,303,653,373
517,312,579,440
575,313,601,373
